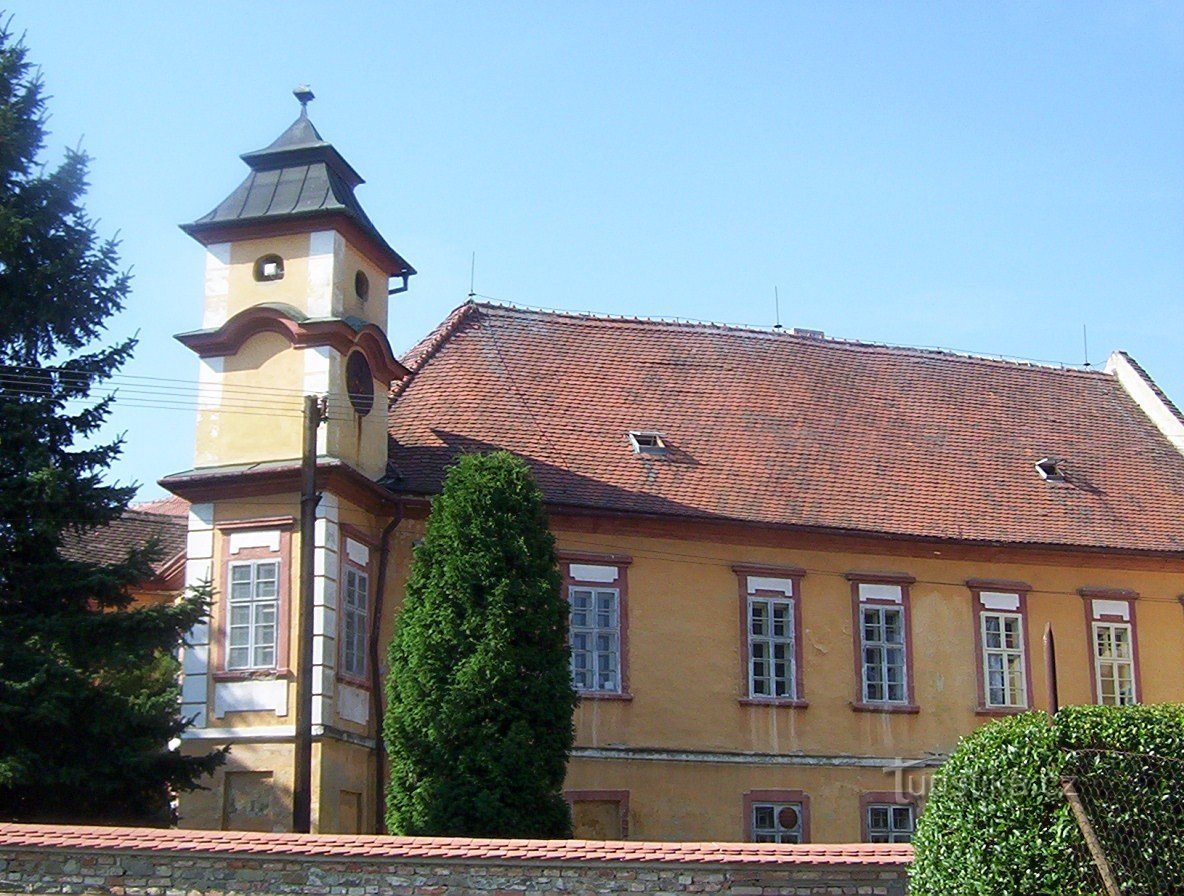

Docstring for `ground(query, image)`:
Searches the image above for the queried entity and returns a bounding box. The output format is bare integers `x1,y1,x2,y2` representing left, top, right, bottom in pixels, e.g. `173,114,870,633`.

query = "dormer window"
628,431,667,456
1035,457,1065,482
253,254,284,282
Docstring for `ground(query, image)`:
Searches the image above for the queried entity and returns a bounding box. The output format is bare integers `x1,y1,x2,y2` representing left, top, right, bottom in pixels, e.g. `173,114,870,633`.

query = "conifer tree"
0,22,223,824
385,452,577,837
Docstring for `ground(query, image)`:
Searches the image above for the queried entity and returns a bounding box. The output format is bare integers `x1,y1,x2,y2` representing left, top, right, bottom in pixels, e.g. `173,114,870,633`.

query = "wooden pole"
1043,622,1059,716
292,394,323,833
1061,776,1122,896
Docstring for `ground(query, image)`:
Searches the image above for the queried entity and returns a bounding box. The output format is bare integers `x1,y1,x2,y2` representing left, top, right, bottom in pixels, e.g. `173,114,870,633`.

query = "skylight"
628,431,667,456
1035,456,1065,482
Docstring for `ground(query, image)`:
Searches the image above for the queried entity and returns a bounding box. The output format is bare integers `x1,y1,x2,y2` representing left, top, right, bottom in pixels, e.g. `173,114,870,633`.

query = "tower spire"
293,84,315,116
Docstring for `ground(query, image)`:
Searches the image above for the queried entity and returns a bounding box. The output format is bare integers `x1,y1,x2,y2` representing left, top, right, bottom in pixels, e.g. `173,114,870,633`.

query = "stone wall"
0,824,910,896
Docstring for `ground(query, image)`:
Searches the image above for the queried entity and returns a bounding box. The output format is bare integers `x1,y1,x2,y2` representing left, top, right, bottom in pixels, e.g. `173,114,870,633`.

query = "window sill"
336,673,371,690
740,697,809,709
976,705,1029,717
852,701,920,715
578,691,633,702
212,669,290,682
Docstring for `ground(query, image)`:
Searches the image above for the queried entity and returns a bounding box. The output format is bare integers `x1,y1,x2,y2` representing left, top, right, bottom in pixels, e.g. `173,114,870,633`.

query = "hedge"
910,704,1184,895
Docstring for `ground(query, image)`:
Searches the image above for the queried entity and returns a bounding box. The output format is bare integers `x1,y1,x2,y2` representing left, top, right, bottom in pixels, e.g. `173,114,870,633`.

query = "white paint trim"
212,679,288,718
569,563,618,583
857,583,903,603
1092,598,1131,620
979,591,1021,611
344,537,370,566
1107,351,1184,456
747,576,795,597
181,725,296,741
201,243,231,329
571,747,943,769
337,683,370,726
196,357,223,412
228,529,281,554
307,231,337,318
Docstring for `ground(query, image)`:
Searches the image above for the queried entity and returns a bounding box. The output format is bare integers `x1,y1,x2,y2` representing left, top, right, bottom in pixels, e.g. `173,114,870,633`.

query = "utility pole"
293,394,326,833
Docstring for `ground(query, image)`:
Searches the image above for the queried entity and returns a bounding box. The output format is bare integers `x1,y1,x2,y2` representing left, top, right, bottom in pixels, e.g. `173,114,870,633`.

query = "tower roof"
182,106,414,277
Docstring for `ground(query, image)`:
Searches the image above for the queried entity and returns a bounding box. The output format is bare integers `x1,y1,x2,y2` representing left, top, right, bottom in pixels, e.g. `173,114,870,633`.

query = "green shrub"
383,452,578,837
910,704,1184,896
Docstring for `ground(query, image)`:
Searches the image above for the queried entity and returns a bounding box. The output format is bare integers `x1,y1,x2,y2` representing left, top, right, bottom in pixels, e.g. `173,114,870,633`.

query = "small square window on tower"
628,431,667,456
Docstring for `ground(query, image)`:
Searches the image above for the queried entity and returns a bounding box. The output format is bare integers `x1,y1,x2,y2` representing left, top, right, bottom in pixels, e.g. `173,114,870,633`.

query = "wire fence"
1061,748,1184,895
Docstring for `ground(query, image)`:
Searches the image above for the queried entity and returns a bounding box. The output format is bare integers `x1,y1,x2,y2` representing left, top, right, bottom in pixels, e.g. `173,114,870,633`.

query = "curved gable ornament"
176,305,409,385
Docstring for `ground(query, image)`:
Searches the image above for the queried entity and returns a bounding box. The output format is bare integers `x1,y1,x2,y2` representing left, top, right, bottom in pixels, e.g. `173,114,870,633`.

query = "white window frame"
226,559,280,671
748,595,796,700
569,586,621,694
866,803,914,843
751,801,804,844
340,565,369,680
1093,621,1137,706
980,611,1027,709
859,603,908,704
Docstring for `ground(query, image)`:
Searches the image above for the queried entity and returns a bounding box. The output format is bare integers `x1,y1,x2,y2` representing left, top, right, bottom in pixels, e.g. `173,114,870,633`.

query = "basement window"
1035,457,1065,482
628,431,667,456
253,254,285,282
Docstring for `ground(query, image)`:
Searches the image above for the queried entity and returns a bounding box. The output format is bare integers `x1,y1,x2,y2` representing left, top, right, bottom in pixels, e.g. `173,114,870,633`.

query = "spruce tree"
385,451,578,837
0,22,223,824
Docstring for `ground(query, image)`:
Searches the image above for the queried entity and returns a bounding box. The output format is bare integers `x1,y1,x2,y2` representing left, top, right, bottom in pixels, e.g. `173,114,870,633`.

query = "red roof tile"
388,302,1184,554
59,509,187,576
0,823,911,865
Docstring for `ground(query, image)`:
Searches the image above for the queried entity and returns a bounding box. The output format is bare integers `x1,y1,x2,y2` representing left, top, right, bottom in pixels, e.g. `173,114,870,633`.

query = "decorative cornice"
176,305,409,385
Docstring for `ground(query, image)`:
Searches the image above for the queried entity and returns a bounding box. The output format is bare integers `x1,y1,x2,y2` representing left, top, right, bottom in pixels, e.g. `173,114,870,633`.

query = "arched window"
354,270,370,302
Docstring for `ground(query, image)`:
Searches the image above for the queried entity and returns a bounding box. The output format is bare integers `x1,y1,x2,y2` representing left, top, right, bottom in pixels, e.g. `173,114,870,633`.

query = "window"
341,566,369,679
227,559,279,670
735,566,805,704
850,576,915,710
750,597,795,699
981,613,1026,708
866,803,915,843
569,587,620,692
354,269,370,302
969,582,1031,712
253,254,284,282
1093,623,1136,706
744,790,810,843
627,431,666,455
563,556,630,697
1081,589,1140,707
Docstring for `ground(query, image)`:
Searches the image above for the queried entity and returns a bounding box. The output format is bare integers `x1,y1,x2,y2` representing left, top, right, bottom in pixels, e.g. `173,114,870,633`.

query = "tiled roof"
132,495,190,518
59,509,187,575
0,823,911,866
388,302,1184,554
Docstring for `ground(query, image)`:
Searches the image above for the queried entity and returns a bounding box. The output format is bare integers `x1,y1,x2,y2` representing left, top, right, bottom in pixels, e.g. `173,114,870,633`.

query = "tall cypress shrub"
384,451,577,837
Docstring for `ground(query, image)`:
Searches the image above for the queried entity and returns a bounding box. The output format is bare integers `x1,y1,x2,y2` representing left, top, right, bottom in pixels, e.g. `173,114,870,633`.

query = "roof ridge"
466,300,1106,377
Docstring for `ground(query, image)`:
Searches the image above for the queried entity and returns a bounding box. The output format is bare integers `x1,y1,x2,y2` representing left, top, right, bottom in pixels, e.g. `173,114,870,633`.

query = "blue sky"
10,2,1183,500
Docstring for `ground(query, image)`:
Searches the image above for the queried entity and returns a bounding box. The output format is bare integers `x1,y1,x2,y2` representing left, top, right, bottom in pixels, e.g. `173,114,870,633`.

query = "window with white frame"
749,596,796,699
227,559,279,670
981,611,1026,708
341,566,369,680
751,802,804,843
856,581,909,704
569,586,620,693
1093,622,1136,706
866,803,914,843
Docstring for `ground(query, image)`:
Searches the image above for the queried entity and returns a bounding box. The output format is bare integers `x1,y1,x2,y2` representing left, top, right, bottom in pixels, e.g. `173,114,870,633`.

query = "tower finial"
293,84,315,115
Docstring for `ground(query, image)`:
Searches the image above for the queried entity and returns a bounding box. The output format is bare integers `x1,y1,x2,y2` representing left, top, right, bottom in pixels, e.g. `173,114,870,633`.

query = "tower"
165,91,411,833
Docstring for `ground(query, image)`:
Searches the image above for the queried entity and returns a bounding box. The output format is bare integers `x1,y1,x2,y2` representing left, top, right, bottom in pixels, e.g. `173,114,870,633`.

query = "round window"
354,270,370,302
777,806,800,830
253,254,284,282
345,351,375,416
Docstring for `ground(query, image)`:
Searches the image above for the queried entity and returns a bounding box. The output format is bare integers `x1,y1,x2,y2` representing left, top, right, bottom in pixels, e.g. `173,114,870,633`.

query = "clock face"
345,351,375,416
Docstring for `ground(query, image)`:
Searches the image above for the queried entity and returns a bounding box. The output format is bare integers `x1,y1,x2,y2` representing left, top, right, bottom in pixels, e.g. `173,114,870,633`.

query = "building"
159,99,1184,841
